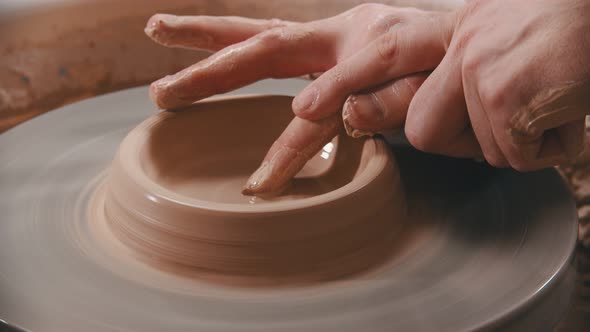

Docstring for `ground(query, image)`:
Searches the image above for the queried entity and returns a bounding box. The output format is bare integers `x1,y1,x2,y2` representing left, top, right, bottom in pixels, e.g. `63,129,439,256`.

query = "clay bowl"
103,94,406,285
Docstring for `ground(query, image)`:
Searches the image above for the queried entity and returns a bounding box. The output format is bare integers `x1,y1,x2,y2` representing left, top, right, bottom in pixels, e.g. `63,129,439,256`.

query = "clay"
343,96,377,138
96,94,406,285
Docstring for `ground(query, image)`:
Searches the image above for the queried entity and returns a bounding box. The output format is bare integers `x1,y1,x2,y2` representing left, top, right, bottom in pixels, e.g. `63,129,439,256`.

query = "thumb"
405,52,481,158
342,73,429,137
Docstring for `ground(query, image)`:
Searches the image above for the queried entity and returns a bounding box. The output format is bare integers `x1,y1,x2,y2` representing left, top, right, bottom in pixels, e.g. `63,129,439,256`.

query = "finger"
405,54,481,158
145,14,292,52
292,14,453,120
505,121,583,171
492,112,570,172
242,114,342,196
499,81,590,170
342,73,428,137
150,25,335,110
462,54,509,167
511,130,568,171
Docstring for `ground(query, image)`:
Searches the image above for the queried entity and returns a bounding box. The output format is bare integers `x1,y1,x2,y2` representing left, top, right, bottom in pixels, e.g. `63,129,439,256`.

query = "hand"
146,0,590,196
289,0,590,170
145,4,442,195
402,0,590,170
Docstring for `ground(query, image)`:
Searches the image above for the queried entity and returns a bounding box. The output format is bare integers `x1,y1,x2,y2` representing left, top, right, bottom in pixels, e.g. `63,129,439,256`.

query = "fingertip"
342,98,373,138
145,14,178,39
149,78,182,110
148,81,163,108
145,14,163,36
344,93,387,131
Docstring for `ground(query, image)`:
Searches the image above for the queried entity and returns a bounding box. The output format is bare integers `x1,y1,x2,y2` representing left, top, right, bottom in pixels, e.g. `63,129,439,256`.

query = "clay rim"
114,95,394,215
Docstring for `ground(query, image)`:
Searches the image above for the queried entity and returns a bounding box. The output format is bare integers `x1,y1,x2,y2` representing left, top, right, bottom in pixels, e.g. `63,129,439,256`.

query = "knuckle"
257,25,316,49
376,31,400,64
368,14,403,35
405,128,438,153
266,18,288,29
462,52,482,76
455,0,487,26
352,3,386,16
478,81,507,111
257,27,288,47
453,30,475,54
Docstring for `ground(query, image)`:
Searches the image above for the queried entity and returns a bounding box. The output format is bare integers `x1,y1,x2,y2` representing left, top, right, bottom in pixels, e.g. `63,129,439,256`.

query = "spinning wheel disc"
0,79,578,332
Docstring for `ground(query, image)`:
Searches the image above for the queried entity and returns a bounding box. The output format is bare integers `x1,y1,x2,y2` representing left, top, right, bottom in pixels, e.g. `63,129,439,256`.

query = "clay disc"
0,79,578,332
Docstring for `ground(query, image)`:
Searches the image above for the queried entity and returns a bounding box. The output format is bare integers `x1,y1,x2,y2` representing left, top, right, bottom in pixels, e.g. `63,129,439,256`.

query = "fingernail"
355,93,386,124
292,87,319,114
342,95,376,138
242,162,272,195
347,93,385,125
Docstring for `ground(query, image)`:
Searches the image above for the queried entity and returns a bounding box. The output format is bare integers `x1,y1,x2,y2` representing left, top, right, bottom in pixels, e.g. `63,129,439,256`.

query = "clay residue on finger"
144,14,171,39
144,14,217,51
242,114,343,196
241,151,294,197
149,78,188,110
342,95,376,138
509,79,590,150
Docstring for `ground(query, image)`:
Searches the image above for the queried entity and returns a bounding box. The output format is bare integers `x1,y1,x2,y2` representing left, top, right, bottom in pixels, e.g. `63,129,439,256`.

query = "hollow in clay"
91,95,407,286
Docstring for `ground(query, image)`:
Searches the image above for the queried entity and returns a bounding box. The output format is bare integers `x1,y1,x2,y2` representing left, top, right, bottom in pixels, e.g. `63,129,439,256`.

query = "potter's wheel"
0,79,579,332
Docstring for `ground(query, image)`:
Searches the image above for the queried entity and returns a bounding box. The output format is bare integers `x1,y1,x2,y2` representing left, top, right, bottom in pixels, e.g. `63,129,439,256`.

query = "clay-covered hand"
417,0,590,170
145,5,437,195
292,0,590,170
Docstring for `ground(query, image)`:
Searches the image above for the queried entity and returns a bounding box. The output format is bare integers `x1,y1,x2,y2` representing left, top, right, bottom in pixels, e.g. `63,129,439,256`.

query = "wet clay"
92,95,407,286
